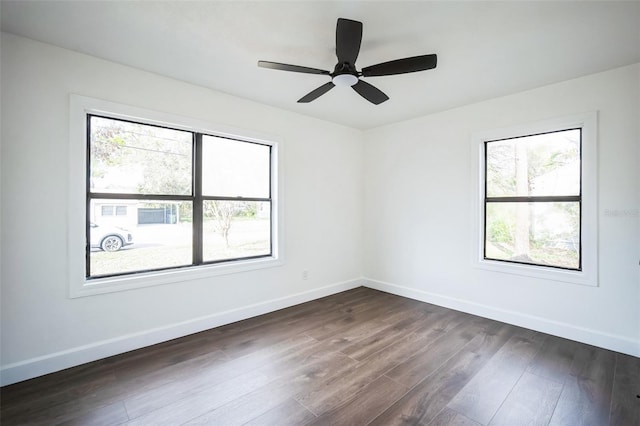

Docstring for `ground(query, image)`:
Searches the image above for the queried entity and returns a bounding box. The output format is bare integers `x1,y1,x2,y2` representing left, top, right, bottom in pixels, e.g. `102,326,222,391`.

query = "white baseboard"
0,278,364,386
363,278,640,358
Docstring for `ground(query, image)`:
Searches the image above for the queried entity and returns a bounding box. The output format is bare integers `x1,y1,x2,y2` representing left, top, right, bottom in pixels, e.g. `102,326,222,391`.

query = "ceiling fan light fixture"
332,73,358,87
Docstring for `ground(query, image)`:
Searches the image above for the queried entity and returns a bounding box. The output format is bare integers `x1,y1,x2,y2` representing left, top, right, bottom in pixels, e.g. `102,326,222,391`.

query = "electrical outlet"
302,270,309,280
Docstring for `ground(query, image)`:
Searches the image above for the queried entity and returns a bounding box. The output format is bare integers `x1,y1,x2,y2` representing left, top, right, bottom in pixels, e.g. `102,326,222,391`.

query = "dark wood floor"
1,287,638,425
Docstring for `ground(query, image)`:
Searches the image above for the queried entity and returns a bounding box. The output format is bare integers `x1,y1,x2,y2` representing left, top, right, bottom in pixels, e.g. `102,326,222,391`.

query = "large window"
484,128,581,270
86,115,274,279
473,113,597,286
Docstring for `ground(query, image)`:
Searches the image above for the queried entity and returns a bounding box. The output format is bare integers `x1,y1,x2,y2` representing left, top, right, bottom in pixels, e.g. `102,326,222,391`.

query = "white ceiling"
2,1,639,129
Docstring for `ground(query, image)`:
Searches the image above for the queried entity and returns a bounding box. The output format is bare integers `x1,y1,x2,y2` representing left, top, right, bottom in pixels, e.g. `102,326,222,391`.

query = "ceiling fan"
258,18,437,105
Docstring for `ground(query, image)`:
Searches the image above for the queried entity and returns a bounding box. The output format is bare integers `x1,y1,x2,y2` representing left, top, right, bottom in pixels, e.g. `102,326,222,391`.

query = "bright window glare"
202,136,270,198
486,129,580,198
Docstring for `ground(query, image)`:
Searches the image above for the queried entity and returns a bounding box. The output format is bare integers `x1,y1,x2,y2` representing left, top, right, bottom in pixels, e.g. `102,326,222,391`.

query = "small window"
100,205,127,216
484,129,581,270
473,112,597,286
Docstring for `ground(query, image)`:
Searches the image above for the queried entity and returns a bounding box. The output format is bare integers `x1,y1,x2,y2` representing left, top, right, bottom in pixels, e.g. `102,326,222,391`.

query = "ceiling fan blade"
361,54,437,77
336,18,363,64
298,82,336,103
258,60,330,75
352,80,389,105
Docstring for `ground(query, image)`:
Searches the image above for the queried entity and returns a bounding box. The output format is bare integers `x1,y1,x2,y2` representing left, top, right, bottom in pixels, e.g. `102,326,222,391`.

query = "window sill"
70,256,283,298
474,258,597,287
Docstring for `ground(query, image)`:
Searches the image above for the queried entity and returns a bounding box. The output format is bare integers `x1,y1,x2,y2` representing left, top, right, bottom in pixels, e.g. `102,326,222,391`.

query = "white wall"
363,63,640,356
0,33,364,385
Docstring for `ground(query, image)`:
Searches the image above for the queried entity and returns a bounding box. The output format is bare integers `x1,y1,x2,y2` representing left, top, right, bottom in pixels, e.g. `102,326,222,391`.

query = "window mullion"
201,196,271,202
193,133,203,265
486,195,581,203
86,116,93,278
88,193,194,201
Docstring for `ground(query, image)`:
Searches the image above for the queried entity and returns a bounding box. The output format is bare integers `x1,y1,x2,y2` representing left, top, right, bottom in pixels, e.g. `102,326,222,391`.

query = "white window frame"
69,95,284,298
472,112,598,286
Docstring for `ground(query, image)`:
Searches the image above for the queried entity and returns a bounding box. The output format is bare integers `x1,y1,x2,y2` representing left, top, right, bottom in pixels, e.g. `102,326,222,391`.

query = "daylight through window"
87,115,273,278
484,128,582,270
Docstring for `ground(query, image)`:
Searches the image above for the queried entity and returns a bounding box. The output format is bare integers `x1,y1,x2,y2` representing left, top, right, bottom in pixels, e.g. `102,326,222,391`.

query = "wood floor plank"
301,295,407,342
123,357,257,419
214,319,315,360
338,305,435,361
304,375,408,426
488,371,563,425
0,372,120,425
446,328,547,425
293,310,464,416
182,349,357,425
548,345,616,426
49,348,228,424
125,370,270,425
375,297,440,325
609,353,640,426
310,316,393,353
292,346,394,415
56,401,129,426
428,407,481,426
0,329,222,409
354,311,459,373
384,316,489,389
369,322,514,426
124,334,317,419
182,381,295,425
526,335,579,384
243,398,317,426
270,291,403,347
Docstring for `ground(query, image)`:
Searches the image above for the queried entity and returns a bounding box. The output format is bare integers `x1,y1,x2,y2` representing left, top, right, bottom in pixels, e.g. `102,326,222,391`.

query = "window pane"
115,206,127,216
89,200,193,277
485,201,580,270
203,200,270,262
202,136,270,198
486,129,580,197
89,116,192,195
